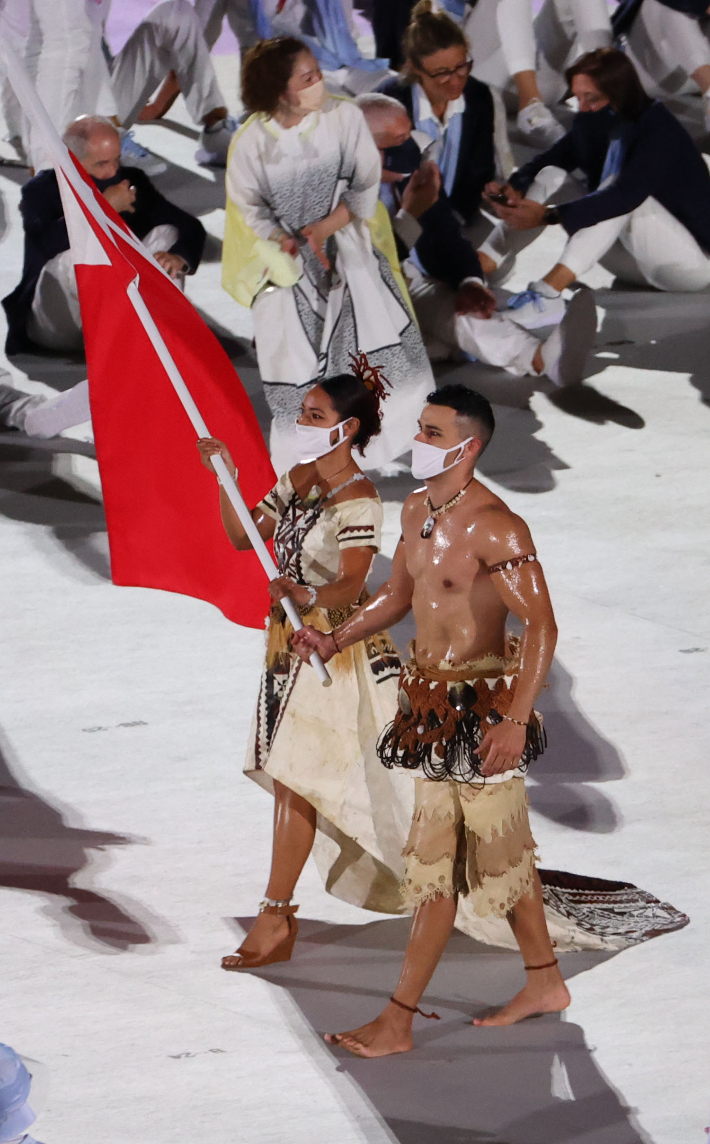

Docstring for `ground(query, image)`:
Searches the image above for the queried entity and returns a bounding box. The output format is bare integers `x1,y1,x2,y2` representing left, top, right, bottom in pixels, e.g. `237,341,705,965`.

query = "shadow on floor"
0,439,109,581
0,727,155,951
230,915,650,1144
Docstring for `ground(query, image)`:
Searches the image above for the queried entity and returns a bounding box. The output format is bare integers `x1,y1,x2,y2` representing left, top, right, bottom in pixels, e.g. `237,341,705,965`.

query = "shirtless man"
292,383,569,1057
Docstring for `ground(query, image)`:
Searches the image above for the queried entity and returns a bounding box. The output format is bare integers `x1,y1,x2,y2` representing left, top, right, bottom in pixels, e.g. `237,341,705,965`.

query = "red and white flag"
1,41,276,629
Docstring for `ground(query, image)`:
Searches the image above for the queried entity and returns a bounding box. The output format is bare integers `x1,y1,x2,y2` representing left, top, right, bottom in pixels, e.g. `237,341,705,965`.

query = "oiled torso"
403,483,521,668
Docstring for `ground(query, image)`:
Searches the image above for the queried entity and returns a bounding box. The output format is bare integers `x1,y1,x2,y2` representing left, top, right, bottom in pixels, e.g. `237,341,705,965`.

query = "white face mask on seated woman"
295,78,326,114
410,436,473,480
294,418,351,462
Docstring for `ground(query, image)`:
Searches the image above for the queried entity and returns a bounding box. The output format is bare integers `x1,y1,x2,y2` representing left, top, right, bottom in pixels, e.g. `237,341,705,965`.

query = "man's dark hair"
426,384,495,454
565,48,652,120
241,37,307,115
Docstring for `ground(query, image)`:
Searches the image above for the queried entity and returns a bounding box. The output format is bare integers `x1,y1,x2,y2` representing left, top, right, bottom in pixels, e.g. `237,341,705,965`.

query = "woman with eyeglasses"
377,2,496,247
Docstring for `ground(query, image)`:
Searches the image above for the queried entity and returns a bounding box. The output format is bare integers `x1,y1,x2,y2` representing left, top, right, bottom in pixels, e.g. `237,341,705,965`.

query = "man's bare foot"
325,1003,414,1058
222,911,289,967
473,970,570,1027
138,71,180,122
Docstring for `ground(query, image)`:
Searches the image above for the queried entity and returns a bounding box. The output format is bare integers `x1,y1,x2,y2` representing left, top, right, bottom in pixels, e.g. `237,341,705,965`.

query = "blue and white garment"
250,0,388,72
598,114,634,190
411,84,465,198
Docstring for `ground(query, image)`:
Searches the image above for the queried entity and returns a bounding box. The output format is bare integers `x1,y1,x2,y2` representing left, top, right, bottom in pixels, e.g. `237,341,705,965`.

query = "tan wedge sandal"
221,899,299,971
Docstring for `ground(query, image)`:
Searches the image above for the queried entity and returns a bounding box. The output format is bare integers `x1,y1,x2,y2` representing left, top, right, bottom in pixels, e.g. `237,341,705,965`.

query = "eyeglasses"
419,59,472,84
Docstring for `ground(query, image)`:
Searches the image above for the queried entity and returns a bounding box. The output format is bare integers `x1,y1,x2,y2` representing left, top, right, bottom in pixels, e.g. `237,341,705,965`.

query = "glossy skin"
197,385,378,967
69,122,186,277
291,402,568,1052
294,403,557,777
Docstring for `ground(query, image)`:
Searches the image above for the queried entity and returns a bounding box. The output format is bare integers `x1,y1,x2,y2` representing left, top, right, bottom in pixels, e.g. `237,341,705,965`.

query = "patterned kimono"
224,97,433,475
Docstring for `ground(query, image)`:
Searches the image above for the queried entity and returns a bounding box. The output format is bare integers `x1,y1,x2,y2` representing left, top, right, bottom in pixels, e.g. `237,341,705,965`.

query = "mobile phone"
488,189,510,205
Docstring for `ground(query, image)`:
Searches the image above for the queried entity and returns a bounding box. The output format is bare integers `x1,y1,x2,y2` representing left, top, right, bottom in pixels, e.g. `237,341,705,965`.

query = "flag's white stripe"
125,281,331,685
0,38,176,281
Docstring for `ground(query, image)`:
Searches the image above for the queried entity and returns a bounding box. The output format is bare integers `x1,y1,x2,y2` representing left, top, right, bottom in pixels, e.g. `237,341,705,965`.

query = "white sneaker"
506,282,565,330
540,287,597,387
517,98,566,149
120,130,167,177
195,116,239,166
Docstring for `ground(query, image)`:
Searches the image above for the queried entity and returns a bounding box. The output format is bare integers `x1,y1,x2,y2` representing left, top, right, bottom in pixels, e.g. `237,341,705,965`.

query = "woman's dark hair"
565,48,652,120
401,0,467,78
241,37,307,115
317,374,384,454
427,384,495,453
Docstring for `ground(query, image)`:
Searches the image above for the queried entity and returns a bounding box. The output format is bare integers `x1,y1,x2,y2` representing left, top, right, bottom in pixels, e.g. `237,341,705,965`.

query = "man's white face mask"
294,418,349,462
295,78,326,113
410,436,473,480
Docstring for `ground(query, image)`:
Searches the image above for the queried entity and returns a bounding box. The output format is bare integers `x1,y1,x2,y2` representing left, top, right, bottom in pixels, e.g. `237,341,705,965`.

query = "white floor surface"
0,53,708,1144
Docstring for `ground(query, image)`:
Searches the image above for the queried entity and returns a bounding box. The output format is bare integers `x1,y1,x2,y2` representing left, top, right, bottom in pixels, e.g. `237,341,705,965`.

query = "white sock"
530,278,561,299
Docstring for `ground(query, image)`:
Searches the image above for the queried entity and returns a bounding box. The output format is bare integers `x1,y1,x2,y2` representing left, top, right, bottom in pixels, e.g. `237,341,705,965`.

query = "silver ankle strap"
259,897,292,911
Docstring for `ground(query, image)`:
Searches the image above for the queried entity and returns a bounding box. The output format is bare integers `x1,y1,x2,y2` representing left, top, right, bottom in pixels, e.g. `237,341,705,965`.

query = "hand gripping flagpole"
126,282,332,686
0,38,329,684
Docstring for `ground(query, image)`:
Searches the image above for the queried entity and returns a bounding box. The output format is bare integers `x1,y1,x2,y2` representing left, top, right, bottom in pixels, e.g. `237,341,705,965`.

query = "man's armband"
487,553,537,575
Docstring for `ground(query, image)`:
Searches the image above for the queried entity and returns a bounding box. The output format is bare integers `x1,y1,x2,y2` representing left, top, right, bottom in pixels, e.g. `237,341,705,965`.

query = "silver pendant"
420,514,436,539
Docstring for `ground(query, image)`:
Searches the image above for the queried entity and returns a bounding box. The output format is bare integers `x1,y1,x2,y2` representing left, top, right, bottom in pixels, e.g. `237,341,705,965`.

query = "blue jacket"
512,101,710,252
383,137,483,287
377,75,495,224
3,166,205,354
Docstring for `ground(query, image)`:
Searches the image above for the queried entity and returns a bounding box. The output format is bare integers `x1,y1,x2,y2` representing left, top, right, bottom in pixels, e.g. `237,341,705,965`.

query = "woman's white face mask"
410,437,473,480
295,78,326,113
294,418,349,462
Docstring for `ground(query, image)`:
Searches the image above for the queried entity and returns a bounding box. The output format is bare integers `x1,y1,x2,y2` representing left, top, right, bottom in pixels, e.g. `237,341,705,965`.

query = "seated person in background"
479,49,710,330
2,116,206,356
614,0,710,133
358,92,597,388
377,3,495,249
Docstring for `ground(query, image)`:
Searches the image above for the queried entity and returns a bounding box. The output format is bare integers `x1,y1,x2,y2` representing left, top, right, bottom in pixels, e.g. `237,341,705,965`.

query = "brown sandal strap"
390,995,440,1020
524,958,558,971
259,902,299,917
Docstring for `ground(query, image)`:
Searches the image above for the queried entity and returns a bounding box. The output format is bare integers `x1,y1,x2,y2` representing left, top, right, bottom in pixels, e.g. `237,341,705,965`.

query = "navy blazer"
383,137,483,287
3,166,206,355
509,105,617,197
512,101,710,253
377,75,495,224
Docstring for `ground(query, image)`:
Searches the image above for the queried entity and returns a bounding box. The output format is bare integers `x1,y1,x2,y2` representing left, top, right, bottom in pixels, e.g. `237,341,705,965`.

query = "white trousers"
560,197,710,291
625,0,710,95
464,0,611,91
4,0,95,170
195,0,260,52
407,273,538,377
22,379,91,437
12,0,227,167
109,0,225,127
27,225,179,353
479,164,572,267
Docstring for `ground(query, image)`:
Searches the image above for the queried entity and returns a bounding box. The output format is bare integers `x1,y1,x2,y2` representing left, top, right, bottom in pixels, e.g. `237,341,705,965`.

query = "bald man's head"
356,93,412,150
63,116,122,181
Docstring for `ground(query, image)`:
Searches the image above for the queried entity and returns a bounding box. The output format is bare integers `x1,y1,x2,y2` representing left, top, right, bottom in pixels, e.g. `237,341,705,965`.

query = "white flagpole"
0,36,331,685
126,283,331,686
